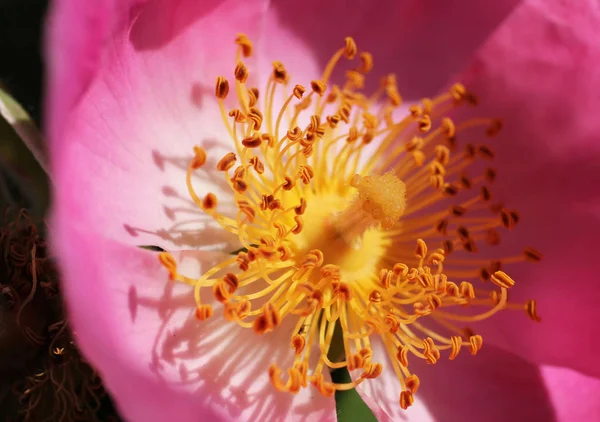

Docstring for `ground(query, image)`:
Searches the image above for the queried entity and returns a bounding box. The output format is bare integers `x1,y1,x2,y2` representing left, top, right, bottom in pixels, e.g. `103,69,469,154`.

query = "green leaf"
0,86,47,173
328,322,378,421
0,88,49,217
332,366,378,422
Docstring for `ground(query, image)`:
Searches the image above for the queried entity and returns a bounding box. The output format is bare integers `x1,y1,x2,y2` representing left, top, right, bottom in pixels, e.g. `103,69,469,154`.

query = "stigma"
158,35,542,410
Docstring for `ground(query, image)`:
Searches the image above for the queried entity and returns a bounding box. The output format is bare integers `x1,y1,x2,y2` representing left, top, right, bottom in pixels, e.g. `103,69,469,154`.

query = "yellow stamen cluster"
158,35,541,410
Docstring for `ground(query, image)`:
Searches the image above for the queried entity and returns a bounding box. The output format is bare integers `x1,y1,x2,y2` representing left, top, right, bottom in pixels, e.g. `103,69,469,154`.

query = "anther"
487,229,501,245
399,391,414,410
312,374,336,397
459,281,475,300
443,240,454,255
436,218,449,235
272,61,288,83
478,145,495,160
379,269,393,289
443,183,459,196
247,87,259,106
282,176,295,191
405,374,420,394
215,76,230,99
362,362,383,379
247,107,263,131
446,282,460,297
369,290,383,303
490,271,515,289
232,179,247,194
294,198,307,215
441,118,456,138
234,61,249,83
393,263,409,277
327,114,340,128
343,37,357,59
195,305,213,321
486,119,503,136
234,33,253,57
241,135,262,148
346,70,365,88
334,283,352,301
386,85,402,106
449,336,462,360
292,216,304,234
449,83,467,101
293,84,306,99
480,186,492,201
249,156,264,174
297,165,314,184
357,52,373,73
418,115,432,132
451,205,467,216
525,300,541,322
397,346,409,367
291,335,306,355
217,152,237,171
301,250,324,268
287,126,303,141
465,144,476,159
202,193,217,210
523,247,543,262
229,108,246,123
463,238,478,253
415,239,428,259
190,146,207,169
158,252,177,280
434,145,451,165
479,267,491,282
405,136,424,152
213,281,231,303
468,335,483,355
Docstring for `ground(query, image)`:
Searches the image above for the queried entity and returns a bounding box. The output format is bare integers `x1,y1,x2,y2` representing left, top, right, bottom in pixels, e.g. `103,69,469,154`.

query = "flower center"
158,35,542,409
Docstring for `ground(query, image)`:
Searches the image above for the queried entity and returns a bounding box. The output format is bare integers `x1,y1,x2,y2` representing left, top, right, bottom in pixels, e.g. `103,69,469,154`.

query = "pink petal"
48,0,276,247
272,0,523,98
44,0,148,150
541,365,600,420
454,0,600,376
47,0,525,247
360,341,556,421
52,217,336,421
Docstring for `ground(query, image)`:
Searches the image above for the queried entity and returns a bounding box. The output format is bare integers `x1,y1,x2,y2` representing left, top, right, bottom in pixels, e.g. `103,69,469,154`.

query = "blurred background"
0,0,47,122
0,0,122,420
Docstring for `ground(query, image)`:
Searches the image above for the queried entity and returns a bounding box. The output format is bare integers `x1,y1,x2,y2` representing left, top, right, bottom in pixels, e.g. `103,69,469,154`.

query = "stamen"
157,35,541,411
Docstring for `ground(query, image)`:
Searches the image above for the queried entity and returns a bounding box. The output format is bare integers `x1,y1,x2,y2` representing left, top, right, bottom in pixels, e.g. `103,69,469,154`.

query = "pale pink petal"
359,340,556,421
49,0,277,248
45,0,149,149
541,365,600,420
52,217,336,421
454,0,600,376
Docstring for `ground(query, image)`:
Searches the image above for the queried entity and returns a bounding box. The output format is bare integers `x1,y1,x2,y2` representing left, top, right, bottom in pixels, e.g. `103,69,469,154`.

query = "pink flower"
46,0,600,421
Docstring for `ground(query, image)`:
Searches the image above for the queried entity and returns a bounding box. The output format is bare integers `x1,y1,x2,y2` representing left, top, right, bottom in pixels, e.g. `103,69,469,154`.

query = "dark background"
0,1,124,420
0,0,48,124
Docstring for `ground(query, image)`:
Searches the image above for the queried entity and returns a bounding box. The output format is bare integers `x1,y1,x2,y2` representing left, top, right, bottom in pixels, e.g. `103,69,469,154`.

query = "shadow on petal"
129,0,224,51
272,0,521,98
414,345,557,422
123,248,335,421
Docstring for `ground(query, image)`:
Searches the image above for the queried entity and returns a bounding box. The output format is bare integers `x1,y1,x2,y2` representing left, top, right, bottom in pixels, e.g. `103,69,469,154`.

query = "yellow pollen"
158,35,542,410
